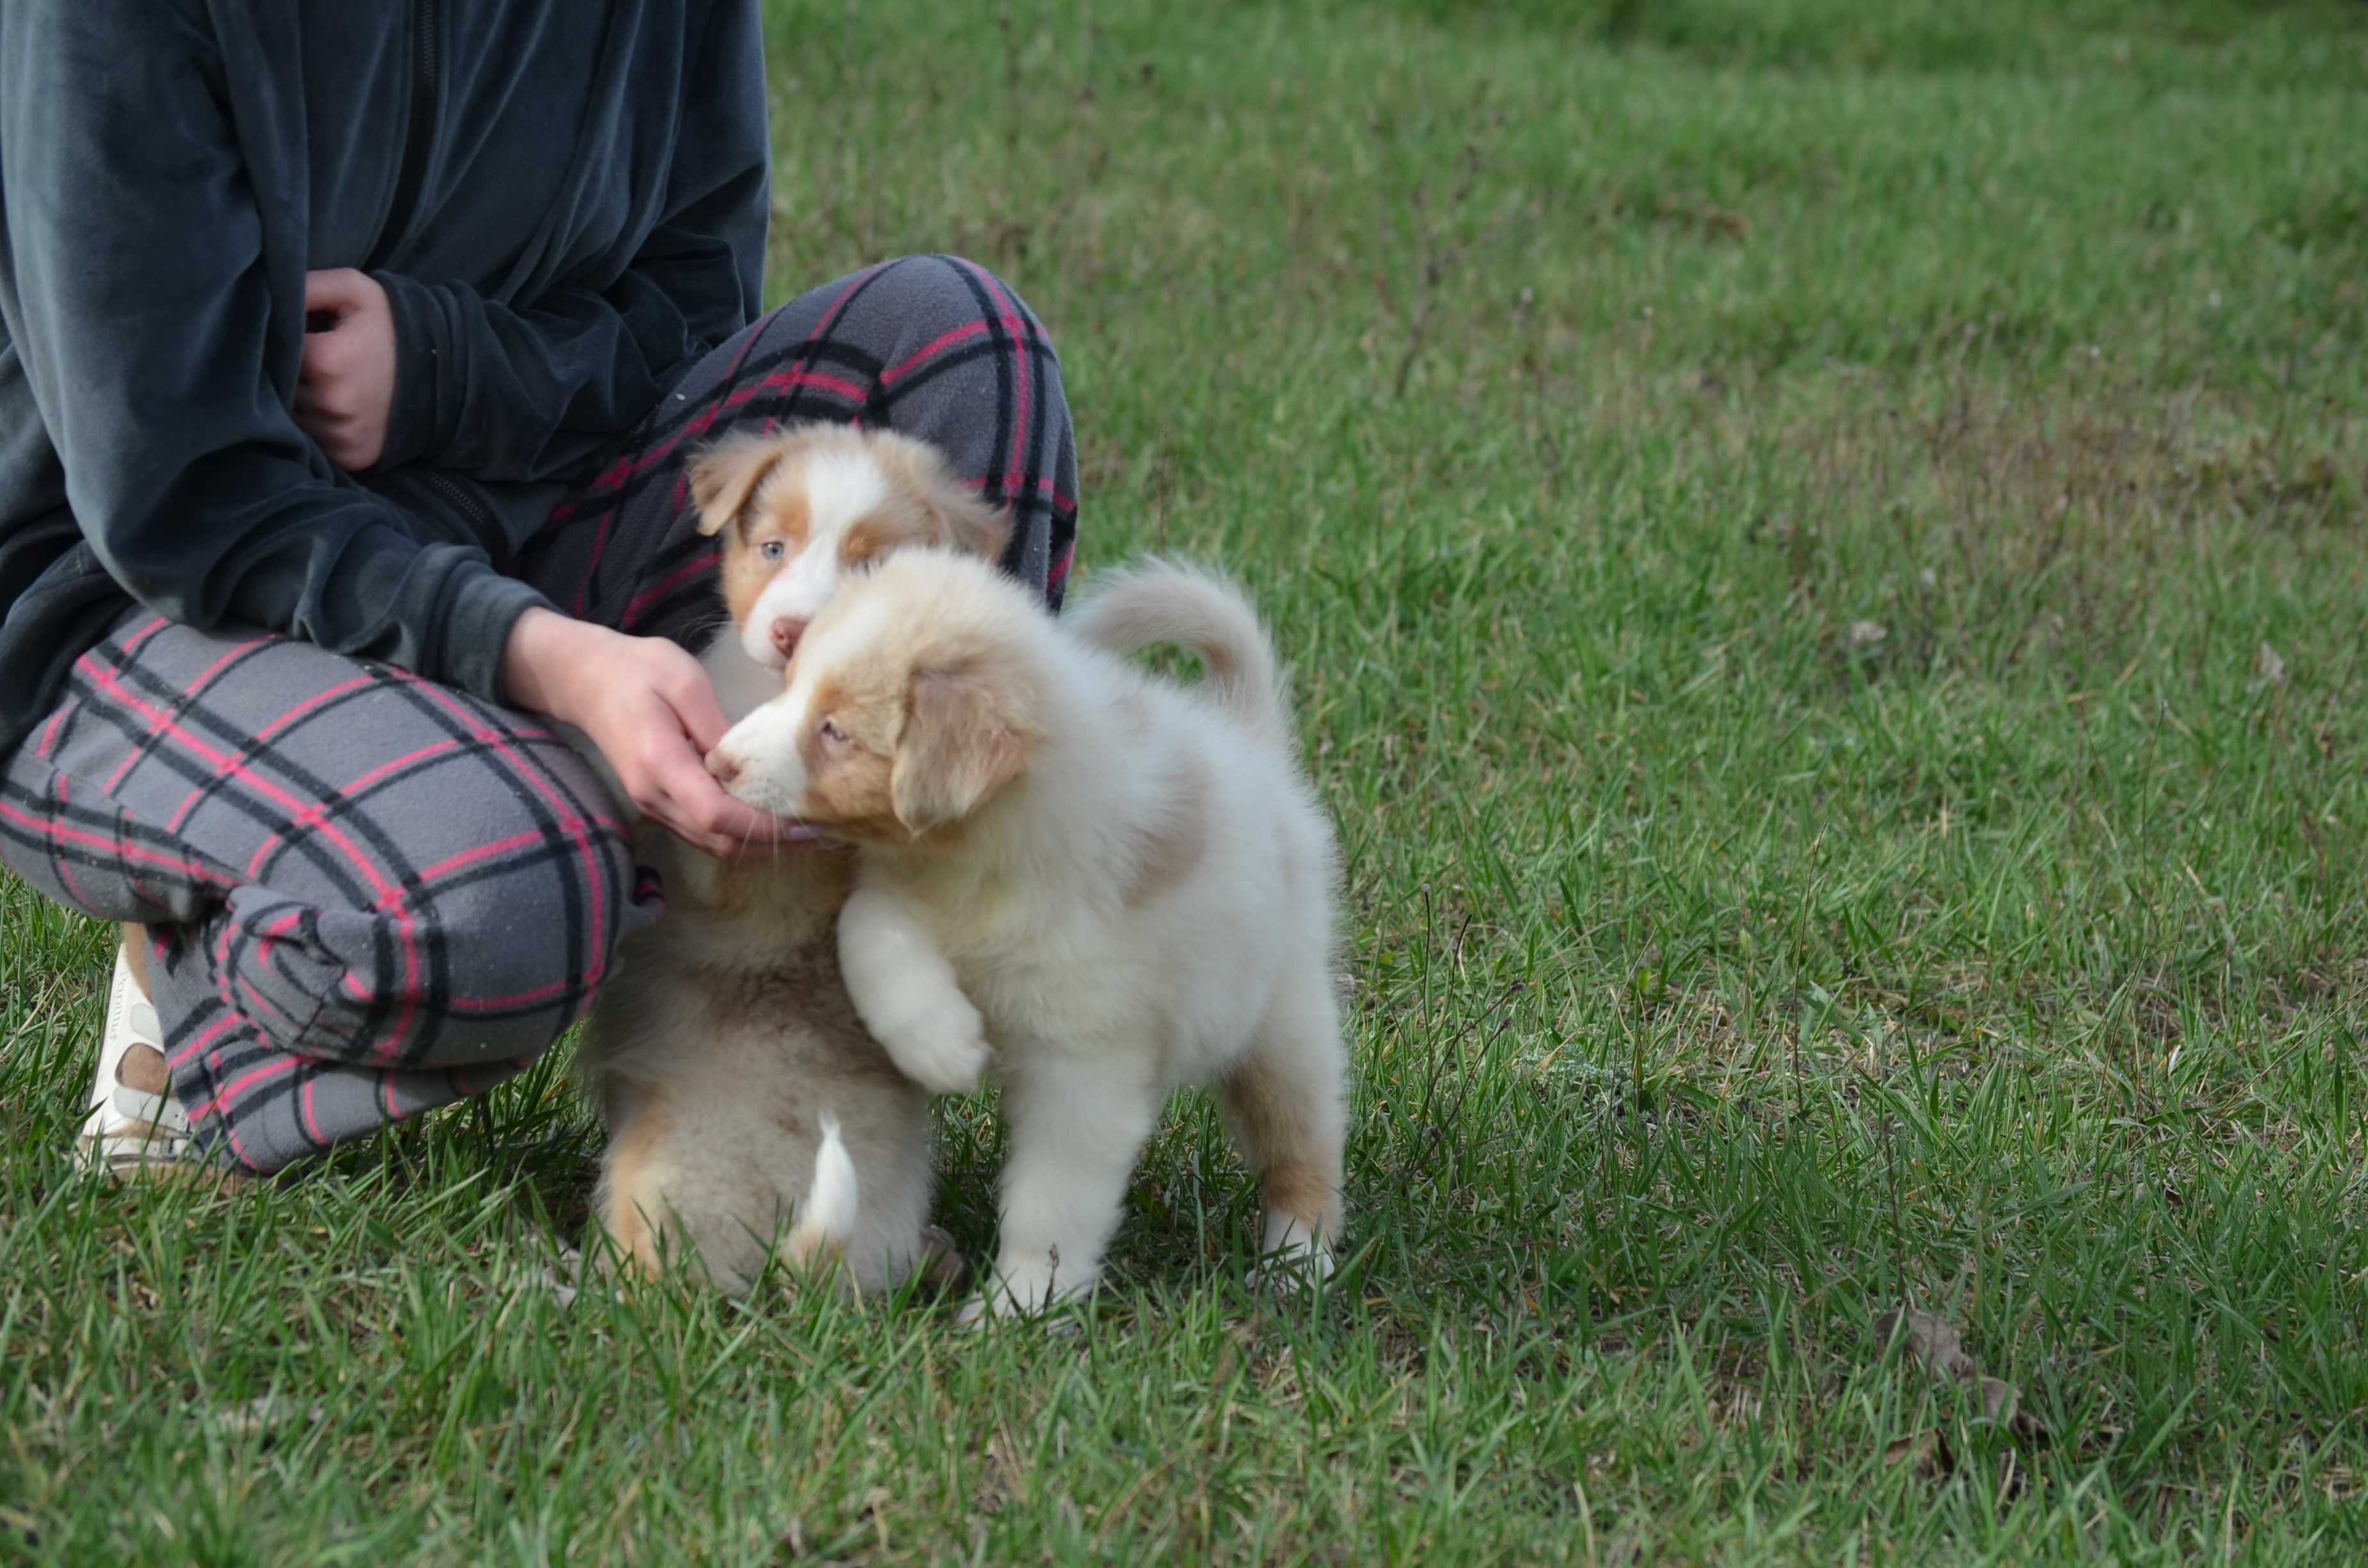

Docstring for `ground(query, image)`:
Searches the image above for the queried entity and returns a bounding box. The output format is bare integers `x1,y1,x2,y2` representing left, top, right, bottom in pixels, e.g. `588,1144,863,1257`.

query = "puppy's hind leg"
1217,972,1348,1292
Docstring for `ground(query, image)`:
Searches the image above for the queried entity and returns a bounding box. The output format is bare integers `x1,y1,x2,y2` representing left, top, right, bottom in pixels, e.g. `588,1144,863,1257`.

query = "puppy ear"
877,430,1012,559
890,658,1040,835
687,432,789,537
924,476,1012,562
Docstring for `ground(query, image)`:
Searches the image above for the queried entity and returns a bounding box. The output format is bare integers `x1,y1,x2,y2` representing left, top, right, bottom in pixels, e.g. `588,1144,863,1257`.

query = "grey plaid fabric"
0,256,1076,1172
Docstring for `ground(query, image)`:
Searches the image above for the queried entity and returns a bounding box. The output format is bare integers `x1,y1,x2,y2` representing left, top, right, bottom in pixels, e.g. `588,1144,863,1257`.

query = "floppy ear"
923,475,1012,561
878,429,1012,559
686,432,789,537
890,658,1040,835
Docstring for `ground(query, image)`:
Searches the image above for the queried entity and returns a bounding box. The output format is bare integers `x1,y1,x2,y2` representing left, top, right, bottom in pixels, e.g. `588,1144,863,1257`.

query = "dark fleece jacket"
0,0,769,757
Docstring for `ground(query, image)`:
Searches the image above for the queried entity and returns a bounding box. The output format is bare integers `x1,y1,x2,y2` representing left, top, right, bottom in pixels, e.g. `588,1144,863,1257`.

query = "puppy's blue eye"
759,540,787,562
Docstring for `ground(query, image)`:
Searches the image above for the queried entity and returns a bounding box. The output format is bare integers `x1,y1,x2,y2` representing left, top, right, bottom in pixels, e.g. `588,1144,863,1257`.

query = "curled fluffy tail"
1071,559,1290,747
783,1112,859,1275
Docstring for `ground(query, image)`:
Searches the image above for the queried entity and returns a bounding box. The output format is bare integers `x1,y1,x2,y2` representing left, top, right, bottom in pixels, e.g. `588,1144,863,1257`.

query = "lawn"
6,0,2368,1560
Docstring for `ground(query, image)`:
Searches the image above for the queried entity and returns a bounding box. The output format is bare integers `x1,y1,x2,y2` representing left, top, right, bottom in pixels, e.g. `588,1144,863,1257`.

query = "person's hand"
295,269,398,471
501,608,825,858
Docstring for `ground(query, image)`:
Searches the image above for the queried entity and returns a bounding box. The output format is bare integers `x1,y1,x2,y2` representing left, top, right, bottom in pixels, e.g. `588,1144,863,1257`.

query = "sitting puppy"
707,548,1348,1318
578,424,1005,1295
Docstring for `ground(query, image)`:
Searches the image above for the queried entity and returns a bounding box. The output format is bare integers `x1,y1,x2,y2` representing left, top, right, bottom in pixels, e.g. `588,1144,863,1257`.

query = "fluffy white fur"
711,550,1349,1318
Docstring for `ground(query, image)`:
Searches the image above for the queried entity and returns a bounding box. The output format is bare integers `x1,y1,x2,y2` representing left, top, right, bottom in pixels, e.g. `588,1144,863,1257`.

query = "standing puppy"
580,425,1006,1296
707,548,1348,1318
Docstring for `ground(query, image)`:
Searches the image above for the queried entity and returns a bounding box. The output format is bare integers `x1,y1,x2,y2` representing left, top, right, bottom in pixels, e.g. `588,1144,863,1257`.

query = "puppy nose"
769,616,810,658
706,751,742,785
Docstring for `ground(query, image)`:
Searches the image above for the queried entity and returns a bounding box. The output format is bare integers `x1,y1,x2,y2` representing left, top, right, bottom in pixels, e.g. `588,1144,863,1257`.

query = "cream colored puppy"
578,424,1004,1296
707,548,1348,1318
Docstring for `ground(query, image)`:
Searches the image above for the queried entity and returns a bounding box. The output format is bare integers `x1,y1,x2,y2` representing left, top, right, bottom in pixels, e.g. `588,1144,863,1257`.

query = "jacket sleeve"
0,2,550,705
373,0,771,484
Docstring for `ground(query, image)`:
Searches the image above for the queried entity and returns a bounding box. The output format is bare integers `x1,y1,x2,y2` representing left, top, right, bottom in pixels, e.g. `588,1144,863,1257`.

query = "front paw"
875,992,991,1095
955,1284,1085,1333
957,1252,1091,1325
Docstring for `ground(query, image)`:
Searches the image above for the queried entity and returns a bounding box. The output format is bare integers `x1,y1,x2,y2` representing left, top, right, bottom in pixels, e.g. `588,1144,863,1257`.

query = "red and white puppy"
696,423,1007,680
707,550,1349,1319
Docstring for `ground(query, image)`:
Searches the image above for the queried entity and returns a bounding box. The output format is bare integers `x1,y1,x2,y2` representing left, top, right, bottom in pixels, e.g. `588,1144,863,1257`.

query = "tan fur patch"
867,429,1010,560
603,1100,676,1278
1260,1158,1343,1239
1125,755,1212,908
719,484,813,630
840,505,932,573
789,671,909,843
1218,1054,1345,1239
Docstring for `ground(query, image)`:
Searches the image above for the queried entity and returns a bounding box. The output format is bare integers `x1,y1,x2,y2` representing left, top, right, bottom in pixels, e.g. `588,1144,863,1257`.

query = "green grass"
8,0,2368,1560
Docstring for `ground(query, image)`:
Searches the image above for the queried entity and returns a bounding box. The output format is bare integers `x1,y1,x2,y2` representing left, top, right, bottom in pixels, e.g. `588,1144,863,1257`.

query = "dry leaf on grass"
1882,1427,1952,1478
1876,1307,1976,1381
1873,1305,2048,1465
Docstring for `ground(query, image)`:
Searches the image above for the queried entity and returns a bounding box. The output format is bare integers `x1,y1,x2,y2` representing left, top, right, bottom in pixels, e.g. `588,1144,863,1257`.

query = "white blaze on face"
713,591,900,817
714,674,816,817
738,450,889,669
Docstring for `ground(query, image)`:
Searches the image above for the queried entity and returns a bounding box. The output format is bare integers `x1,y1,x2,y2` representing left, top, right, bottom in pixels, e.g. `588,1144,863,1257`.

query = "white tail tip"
785,1111,859,1270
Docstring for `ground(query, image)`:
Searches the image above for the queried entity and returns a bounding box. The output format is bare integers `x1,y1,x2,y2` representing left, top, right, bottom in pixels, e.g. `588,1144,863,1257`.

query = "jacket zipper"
382,0,441,245
422,470,495,542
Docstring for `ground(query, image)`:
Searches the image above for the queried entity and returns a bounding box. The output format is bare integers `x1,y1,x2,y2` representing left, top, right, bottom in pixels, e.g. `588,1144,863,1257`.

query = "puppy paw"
955,1290,1086,1334
1247,1223,1335,1296
875,993,991,1095
956,1255,1090,1325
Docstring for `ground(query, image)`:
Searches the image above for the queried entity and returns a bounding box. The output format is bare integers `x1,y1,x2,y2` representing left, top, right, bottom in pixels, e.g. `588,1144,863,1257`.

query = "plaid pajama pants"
0,254,1076,1175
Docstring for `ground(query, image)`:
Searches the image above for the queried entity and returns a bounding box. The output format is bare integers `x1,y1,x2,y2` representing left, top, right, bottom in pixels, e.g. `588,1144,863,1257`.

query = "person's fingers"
645,749,832,858
666,755,762,839
657,651,731,753
304,268,367,320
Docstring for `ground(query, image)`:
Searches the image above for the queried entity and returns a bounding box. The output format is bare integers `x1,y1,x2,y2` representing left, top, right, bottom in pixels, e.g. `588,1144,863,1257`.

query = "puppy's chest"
645,831,854,936
684,943,866,1041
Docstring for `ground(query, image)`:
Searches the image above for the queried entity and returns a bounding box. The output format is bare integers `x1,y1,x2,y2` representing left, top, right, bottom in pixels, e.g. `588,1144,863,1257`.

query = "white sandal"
76,940,198,1178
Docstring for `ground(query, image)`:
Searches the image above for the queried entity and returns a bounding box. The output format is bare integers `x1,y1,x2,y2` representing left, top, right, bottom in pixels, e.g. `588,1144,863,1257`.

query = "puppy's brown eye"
818,718,849,744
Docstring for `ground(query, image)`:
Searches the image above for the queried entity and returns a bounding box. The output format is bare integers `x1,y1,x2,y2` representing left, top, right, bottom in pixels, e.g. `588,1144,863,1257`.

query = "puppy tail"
1071,560,1290,747
783,1111,860,1276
